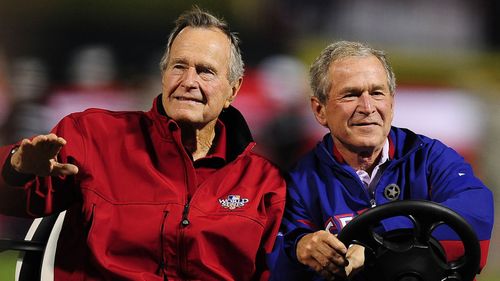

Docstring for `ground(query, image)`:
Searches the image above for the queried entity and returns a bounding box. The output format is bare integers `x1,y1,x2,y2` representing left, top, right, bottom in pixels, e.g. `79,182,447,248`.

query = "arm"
0,145,32,217
271,178,362,280
255,178,286,281
1,116,84,217
426,141,494,271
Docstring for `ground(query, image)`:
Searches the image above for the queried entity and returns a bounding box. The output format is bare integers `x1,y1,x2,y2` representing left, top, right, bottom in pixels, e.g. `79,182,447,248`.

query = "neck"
180,121,217,161
334,139,383,175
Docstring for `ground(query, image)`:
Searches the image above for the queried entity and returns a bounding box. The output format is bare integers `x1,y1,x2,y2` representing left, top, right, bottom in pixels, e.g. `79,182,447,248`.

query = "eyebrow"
170,57,217,74
340,86,360,93
340,84,388,93
171,57,188,65
371,84,388,91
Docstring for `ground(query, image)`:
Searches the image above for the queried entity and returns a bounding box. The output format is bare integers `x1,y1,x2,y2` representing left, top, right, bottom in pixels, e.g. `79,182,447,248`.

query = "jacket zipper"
181,203,190,227
178,202,191,278
157,211,169,280
319,134,424,209
171,127,194,278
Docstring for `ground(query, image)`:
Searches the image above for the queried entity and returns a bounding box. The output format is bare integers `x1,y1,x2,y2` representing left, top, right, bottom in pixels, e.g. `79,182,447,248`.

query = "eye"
341,91,359,101
197,66,214,74
197,66,216,80
173,64,186,69
371,91,387,100
170,63,186,74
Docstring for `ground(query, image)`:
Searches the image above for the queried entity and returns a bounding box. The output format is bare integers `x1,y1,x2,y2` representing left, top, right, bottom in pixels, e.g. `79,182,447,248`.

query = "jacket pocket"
84,203,96,242
157,210,168,277
85,202,171,279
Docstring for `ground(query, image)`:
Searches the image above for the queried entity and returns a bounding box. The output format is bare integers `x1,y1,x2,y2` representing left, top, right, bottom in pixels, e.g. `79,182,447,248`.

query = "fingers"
22,134,65,161
311,231,348,266
31,134,66,156
312,241,348,268
14,134,77,176
323,235,348,265
319,268,336,280
297,231,350,277
51,161,79,176
345,245,365,277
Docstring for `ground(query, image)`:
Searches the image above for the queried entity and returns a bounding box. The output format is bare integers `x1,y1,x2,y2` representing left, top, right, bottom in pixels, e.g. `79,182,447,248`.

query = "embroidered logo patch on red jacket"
218,195,249,210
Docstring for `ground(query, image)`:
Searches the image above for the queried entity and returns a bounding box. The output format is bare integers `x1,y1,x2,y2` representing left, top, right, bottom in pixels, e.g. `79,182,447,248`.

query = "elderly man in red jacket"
0,7,285,281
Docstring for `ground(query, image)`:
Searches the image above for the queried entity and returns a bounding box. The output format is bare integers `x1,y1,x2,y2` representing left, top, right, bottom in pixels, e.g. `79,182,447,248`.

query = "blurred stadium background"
0,0,499,279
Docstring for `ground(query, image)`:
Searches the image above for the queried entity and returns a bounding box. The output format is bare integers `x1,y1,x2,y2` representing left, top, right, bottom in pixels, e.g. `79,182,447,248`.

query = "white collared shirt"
355,139,390,193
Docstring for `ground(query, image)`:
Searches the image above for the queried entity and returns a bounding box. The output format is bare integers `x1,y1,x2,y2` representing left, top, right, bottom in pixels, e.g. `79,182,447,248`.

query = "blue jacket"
270,127,493,280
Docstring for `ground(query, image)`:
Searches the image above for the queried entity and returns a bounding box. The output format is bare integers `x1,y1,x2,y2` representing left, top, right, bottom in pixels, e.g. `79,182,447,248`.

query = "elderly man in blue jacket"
270,41,494,281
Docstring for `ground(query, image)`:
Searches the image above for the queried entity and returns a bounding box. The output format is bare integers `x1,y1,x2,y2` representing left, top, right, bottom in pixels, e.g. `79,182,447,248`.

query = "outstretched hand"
10,134,79,177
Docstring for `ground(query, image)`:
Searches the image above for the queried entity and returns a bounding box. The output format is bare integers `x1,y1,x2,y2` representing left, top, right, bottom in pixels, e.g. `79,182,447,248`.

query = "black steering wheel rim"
337,200,480,281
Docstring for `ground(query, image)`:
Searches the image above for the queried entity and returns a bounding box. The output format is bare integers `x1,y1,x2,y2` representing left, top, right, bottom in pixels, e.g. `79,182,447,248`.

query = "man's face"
311,55,394,153
161,27,241,128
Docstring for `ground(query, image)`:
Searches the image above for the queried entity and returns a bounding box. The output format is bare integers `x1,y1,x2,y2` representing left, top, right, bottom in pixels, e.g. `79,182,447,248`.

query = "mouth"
173,96,204,104
352,122,379,127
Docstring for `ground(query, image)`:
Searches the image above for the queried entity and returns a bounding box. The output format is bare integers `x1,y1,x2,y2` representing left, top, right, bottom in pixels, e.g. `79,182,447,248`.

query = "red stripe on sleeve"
440,240,490,272
297,219,318,229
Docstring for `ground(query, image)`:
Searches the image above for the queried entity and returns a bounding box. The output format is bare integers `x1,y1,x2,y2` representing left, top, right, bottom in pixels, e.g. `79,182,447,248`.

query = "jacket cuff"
283,228,310,264
2,147,35,186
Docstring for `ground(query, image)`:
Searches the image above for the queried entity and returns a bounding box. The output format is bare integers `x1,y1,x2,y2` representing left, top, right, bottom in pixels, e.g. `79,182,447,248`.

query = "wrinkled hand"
297,231,365,280
10,134,79,177
296,230,349,280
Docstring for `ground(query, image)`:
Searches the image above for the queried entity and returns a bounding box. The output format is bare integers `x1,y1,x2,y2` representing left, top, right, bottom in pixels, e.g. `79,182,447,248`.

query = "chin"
351,137,385,150
168,112,201,124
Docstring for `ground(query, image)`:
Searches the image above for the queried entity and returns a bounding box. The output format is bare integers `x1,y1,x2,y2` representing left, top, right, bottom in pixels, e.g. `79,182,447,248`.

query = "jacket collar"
330,136,395,164
149,94,254,162
318,127,424,167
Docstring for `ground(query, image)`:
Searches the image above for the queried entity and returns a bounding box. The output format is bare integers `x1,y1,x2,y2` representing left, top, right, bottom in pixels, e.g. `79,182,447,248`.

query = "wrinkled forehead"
330,55,387,76
172,26,231,52
328,56,390,89
169,27,232,66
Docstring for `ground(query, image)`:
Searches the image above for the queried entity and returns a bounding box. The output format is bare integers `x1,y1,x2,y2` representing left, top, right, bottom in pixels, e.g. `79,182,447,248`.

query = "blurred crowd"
0,45,142,146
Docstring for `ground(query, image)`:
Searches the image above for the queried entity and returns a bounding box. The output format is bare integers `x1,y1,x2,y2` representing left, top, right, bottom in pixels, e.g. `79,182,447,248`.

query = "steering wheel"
337,200,480,281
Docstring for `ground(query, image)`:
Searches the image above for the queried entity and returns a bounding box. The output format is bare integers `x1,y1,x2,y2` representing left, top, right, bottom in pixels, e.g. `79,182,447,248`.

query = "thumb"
51,162,79,176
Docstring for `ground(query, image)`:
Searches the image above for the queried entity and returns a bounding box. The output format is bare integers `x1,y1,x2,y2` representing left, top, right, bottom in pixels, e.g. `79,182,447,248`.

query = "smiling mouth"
353,122,379,126
174,96,203,103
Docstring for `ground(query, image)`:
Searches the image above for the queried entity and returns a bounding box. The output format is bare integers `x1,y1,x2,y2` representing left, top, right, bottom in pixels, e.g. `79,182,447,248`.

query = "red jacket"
0,96,286,281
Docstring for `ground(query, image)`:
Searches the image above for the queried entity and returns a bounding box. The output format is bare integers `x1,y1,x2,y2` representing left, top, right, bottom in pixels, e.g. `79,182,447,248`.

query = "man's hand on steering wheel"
346,244,365,278
296,230,364,280
337,200,481,281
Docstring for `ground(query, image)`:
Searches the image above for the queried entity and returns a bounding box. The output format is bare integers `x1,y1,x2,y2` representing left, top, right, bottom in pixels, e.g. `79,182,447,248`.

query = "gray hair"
309,41,396,104
159,6,244,85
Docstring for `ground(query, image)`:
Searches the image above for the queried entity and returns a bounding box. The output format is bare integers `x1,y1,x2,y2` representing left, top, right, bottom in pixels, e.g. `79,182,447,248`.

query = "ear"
311,96,328,127
390,93,395,119
224,77,243,108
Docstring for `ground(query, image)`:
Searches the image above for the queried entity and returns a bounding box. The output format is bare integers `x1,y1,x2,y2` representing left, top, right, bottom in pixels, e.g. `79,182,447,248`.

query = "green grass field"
0,251,17,280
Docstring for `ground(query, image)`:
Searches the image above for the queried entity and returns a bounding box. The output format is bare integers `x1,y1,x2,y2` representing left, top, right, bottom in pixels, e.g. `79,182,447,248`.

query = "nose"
358,93,374,114
181,67,198,88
